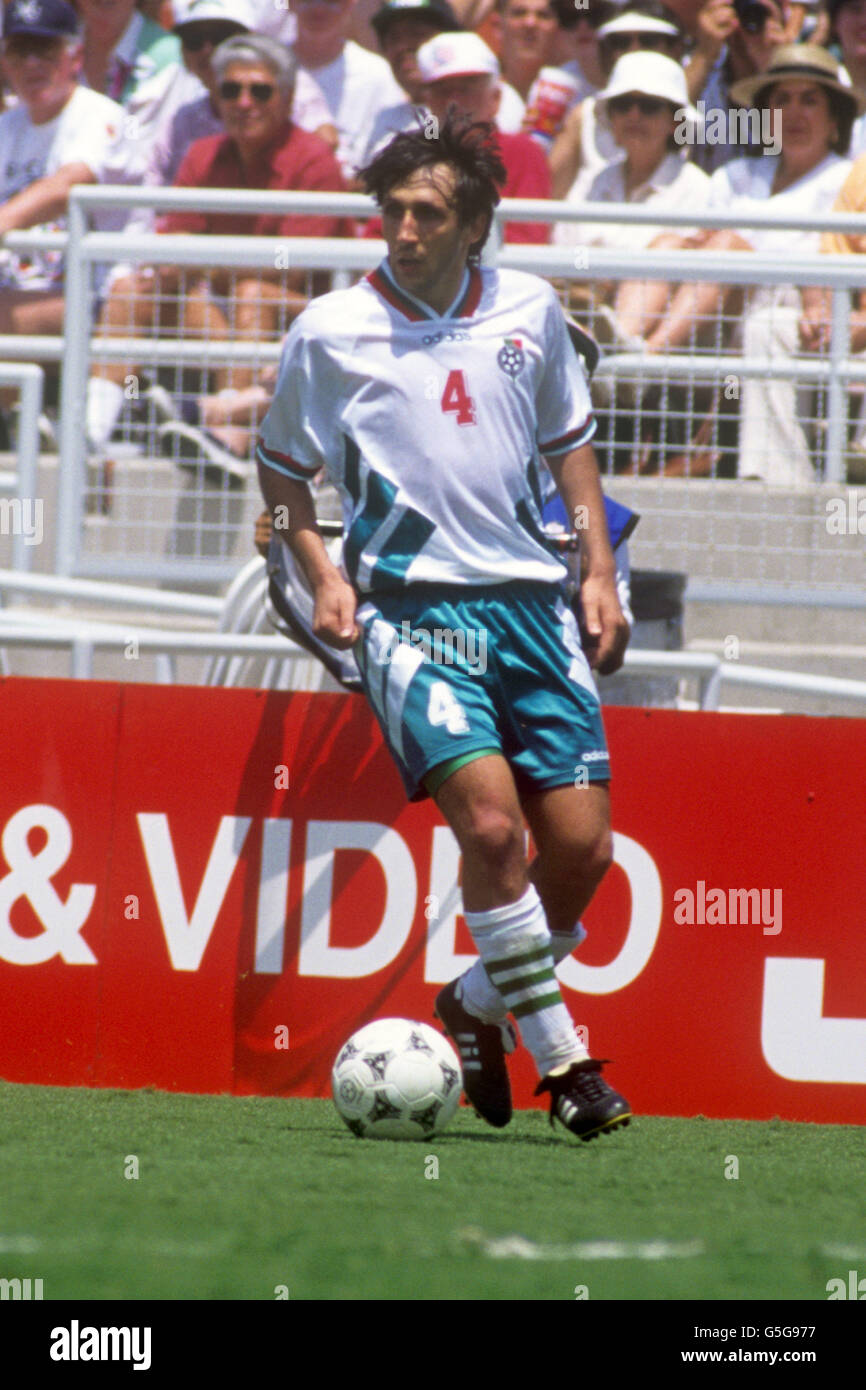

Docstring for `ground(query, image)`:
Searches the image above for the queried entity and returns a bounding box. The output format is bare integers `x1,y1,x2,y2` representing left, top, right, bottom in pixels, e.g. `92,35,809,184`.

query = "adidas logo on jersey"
422,330,470,345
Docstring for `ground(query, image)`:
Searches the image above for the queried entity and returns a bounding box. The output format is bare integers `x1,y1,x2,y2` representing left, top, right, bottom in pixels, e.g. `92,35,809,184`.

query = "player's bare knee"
459,806,525,875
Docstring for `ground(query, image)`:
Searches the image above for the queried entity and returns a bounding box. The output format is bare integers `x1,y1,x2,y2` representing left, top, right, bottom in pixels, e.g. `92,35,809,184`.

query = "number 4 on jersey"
441,369,476,427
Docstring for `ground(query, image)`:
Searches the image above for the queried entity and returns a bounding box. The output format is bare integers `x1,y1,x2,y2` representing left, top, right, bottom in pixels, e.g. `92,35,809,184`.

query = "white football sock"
460,919,587,1021
86,377,126,453
464,886,588,1079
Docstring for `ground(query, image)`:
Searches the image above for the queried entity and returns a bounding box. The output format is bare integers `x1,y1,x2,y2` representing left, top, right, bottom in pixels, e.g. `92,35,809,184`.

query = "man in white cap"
417,30,552,239
0,0,143,341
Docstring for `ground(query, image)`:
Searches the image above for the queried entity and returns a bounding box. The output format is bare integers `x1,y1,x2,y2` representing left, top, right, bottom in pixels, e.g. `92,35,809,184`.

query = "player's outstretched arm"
257,461,359,649
545,442,630,677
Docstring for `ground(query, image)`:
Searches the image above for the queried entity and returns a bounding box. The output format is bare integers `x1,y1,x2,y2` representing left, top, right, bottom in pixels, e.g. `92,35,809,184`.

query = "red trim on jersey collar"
366,267,429,322
366,264,483,322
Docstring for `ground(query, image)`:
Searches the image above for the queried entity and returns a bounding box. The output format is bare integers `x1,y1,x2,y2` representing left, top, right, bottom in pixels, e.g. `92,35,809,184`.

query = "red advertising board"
1,676,864,1124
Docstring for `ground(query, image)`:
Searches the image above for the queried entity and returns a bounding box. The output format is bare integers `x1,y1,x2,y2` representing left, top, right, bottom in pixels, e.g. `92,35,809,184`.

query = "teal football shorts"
353,580,611,801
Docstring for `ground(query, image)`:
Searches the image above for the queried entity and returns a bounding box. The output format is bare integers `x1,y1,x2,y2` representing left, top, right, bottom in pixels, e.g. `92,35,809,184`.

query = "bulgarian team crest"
497,337,525,378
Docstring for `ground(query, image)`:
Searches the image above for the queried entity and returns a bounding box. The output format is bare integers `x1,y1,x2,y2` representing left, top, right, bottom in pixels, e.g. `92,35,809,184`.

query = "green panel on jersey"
370,507,437,589
343,468,397,584
343,461,436,591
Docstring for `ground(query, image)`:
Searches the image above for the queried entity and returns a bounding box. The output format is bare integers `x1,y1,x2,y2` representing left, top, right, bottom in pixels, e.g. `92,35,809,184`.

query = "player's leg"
429,753,526,1126
431,753,528,912
458,780,631,1141
450,778,629,1138
441,584,630,1138
432,754,600,1127
522,779,630,1138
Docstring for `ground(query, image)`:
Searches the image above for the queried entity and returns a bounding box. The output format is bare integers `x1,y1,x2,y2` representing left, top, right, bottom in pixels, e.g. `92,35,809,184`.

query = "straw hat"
729,45,866,117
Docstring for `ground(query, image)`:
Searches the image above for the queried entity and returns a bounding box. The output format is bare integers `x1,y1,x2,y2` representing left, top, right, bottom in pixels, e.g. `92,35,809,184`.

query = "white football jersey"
258,263,595,594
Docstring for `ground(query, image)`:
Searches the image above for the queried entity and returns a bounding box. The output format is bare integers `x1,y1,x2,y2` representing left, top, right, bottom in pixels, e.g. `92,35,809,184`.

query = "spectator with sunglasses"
139,1,335,196
549,0,609,91
554,52,709,271
85,34,350,481
550,2,686,200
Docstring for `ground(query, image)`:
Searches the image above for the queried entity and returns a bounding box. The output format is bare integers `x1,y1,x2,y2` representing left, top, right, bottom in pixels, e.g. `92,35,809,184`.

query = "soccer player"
256,115,633,1141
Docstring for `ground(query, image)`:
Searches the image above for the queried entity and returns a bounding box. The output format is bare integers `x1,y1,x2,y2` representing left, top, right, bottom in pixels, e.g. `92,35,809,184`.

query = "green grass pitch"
0,1081,863,1301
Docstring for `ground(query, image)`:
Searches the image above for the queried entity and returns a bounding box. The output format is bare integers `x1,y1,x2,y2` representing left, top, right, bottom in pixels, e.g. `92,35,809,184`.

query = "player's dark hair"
358,113,507,261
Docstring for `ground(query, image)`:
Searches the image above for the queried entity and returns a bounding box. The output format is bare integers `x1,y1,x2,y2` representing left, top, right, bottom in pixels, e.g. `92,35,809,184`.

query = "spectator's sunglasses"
608,93,670,117
602,34,679,56
219,79,277,103
181,26,243,51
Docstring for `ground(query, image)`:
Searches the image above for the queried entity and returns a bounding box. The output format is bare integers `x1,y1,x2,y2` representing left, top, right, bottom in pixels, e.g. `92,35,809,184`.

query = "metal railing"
2,601,865,708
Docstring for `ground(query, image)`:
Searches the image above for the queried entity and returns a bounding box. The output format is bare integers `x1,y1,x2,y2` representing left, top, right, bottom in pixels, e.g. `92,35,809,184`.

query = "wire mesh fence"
18,189,865,601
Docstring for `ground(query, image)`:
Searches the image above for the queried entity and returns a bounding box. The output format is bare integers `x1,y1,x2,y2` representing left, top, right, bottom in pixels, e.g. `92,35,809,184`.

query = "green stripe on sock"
485,944,551,979
511,990,566,1020
495,965,556,996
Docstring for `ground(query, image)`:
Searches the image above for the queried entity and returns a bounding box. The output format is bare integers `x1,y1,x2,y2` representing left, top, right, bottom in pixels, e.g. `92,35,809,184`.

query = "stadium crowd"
1,0,866,483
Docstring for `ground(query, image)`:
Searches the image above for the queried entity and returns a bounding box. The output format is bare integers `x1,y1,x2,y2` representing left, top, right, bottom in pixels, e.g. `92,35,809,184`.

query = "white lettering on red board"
761,958,866,1085
297,820,417,979
0,805,96,965
1,804,864,1087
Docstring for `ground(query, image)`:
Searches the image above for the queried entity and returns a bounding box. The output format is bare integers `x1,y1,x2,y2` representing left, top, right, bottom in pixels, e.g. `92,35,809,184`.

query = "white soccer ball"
331,1017,463,1140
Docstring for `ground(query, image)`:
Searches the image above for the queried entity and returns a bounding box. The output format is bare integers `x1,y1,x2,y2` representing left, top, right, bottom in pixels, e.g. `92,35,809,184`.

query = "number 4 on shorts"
427,680,470,734
441,369,476,426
